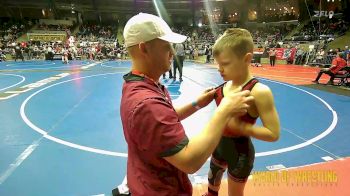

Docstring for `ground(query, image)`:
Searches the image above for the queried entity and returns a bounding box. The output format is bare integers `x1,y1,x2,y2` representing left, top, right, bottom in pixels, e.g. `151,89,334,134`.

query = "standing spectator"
269,48,276,66
189,45,194,60
173,43,185,82
162,69,173,80
28,44,33,60
295,48,304,65
33,45,39,59
194,47,199,60
24,46,30,60
14,43,24,62
89,45,96,60
47,45,54,61
62,47,69,64
205,45,212,63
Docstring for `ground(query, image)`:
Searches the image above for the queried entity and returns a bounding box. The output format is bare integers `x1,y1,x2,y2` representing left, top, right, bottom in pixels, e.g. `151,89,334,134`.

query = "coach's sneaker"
202,188,219,196
112,183,130,196
202,192,218,196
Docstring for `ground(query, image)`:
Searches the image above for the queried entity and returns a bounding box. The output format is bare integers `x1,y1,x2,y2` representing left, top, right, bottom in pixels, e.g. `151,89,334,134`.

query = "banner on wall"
27,33,67,42
253,48,265,54
275,48,296,61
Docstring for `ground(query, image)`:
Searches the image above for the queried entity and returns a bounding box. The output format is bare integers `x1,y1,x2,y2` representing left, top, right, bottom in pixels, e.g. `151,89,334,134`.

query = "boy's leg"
227,178,246,196
206,138,229,196
207,157,227,196
226,137,255,196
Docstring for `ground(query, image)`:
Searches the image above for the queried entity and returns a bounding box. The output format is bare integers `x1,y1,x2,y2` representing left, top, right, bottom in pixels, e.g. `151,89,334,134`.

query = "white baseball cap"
123,13,187,48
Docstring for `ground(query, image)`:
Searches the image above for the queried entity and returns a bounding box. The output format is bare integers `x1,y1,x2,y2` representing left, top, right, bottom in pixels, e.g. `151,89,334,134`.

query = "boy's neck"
231,73,253,88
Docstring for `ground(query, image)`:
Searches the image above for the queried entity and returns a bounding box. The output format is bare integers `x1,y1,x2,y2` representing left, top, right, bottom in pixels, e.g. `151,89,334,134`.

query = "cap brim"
159,32,187,44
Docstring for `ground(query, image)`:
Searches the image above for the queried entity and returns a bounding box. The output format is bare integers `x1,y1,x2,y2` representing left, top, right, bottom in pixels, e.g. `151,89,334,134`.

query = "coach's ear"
138,42,148,55
244,53,253,64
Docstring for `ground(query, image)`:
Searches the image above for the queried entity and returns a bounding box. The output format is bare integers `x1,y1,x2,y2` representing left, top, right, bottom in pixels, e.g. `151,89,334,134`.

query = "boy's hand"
196,87,216,108
226,117,250,136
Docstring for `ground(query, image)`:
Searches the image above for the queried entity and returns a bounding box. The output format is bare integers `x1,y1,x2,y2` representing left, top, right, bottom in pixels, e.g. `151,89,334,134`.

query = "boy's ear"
244,53,253,63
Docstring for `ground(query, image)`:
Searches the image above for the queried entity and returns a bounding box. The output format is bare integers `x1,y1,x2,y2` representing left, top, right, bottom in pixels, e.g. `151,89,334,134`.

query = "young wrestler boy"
204,28,280,196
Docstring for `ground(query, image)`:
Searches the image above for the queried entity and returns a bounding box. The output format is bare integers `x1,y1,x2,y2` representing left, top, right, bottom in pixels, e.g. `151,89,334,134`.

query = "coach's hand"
196,87,216,108
218,88,254,118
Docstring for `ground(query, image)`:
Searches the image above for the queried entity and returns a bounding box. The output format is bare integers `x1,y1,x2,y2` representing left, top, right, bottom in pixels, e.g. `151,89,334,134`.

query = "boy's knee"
209,160,226,186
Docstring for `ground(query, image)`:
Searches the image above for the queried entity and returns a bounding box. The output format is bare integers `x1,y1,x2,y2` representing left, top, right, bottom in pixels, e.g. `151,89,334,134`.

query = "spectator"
173,43,186,82
312,52,347,85
316,48,325,64
14,43,24,61
295,48,304,65
205,45,212,63
269,48,276,66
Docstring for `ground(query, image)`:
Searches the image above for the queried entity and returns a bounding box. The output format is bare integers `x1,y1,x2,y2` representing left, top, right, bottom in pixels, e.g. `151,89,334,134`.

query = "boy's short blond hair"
213,28,254,58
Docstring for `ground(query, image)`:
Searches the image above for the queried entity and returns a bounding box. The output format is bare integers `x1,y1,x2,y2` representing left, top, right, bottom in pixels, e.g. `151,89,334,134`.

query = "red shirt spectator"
21,42,27,48
120,72,192,196
330,56,347,74
313,53,348,84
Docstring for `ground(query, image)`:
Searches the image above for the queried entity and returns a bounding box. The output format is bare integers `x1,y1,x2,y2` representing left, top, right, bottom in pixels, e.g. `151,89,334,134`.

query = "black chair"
334,66,350,86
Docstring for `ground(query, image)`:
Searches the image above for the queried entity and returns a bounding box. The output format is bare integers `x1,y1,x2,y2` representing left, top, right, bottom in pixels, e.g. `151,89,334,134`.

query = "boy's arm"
244,84,280,142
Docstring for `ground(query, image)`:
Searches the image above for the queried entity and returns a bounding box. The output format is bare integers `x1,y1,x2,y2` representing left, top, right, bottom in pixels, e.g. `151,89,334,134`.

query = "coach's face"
144,39,174,73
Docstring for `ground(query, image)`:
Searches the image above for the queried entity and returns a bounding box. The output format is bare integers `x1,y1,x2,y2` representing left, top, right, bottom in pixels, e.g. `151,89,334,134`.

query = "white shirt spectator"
175,43,185,56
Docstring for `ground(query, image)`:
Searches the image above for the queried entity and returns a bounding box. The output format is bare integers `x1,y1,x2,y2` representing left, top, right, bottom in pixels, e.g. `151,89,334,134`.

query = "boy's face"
215,50,250,81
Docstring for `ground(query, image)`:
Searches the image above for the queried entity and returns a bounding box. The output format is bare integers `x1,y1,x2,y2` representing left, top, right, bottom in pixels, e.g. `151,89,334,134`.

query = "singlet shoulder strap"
242,78,259,91
214,82,226,105
214,79,258,105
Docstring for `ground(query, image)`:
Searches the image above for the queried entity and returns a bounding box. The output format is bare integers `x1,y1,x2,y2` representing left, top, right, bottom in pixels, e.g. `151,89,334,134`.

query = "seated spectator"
312,53,347,85
96,51,104,61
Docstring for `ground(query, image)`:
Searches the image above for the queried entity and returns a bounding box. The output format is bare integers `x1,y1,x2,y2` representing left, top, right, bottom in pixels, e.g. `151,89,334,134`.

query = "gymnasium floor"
0,60,349,196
